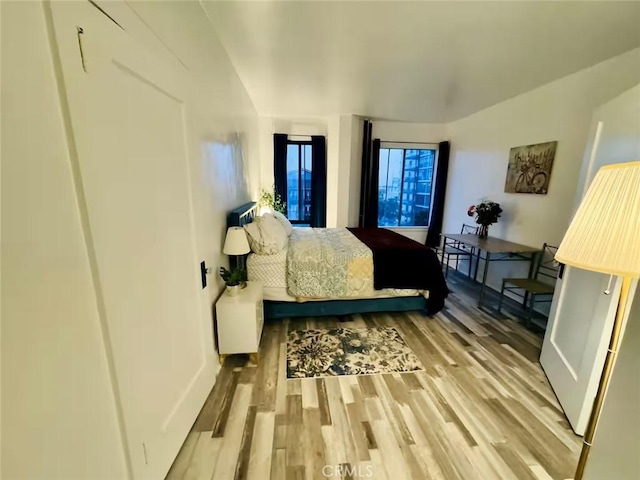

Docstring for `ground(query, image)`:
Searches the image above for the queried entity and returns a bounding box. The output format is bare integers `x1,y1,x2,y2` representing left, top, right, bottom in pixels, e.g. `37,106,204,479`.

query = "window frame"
285,139,313,225
377,143,439,228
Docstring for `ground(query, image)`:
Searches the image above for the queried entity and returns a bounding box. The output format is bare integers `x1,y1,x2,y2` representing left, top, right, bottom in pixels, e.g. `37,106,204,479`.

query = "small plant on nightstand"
219,266,247,296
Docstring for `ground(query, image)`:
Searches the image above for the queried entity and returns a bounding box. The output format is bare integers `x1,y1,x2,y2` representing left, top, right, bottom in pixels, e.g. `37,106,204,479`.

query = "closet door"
540,85,640,435
50,2,213,478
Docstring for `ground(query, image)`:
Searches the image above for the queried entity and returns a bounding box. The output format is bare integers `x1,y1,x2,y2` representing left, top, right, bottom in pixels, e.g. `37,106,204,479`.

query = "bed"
227,202,448,319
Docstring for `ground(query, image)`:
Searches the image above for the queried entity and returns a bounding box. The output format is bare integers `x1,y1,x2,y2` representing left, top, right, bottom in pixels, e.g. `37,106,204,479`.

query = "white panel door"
540,84,640,435
50,2,214,478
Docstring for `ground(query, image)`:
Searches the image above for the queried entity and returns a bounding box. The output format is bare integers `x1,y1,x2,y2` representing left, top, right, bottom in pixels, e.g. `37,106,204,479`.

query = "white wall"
335,115,370,228
443,48,640,293
1,1,260,478
1,2,129,478
372,120,449,145
584,290,640,480
326,115,341,227
574,83,640,207
347,116,364,227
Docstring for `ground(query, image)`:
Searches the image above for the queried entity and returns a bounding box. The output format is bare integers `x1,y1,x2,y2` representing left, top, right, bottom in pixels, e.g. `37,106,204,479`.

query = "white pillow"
261,213,289,246
269,211,293,236
244,215,288,255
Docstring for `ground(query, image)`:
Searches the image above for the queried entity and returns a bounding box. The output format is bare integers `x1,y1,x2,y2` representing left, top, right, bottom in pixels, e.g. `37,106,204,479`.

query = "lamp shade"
555,161,640,277
223,227,250,255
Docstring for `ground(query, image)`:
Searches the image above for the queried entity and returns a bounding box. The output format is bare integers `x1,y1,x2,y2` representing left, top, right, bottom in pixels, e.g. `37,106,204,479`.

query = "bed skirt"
264,296,428,319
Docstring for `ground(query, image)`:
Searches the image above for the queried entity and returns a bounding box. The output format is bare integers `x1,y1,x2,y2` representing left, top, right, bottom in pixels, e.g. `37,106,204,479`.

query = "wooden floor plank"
181,433,222,480
210,385,253,480
302,408,327,480
192,356,245,433
493,442,540,480
165,432,199,480
234,405,257,480
270,449,286,480
316,378,332,426
324,377,359,465
246,411,275,480
212,371,241,438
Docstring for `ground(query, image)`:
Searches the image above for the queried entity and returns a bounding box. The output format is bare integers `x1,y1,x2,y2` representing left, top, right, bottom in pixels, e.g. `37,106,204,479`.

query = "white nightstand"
216,281,264,365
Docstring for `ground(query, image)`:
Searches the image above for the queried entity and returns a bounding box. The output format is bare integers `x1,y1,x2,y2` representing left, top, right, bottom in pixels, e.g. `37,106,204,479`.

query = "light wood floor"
166,274,581,480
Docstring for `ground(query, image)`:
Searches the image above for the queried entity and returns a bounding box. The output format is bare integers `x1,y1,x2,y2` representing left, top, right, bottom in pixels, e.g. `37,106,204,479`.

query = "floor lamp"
555,161,640,479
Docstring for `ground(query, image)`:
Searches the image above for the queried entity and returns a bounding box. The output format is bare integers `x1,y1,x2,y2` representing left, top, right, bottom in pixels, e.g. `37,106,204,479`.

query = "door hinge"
142,442,149,465
76,26,87,73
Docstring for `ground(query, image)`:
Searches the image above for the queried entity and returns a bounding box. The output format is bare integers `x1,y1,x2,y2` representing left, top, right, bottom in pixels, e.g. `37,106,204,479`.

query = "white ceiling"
202,1,640,123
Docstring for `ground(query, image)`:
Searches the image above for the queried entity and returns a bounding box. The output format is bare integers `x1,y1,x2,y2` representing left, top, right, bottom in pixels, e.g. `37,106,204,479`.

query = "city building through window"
378,147,436,227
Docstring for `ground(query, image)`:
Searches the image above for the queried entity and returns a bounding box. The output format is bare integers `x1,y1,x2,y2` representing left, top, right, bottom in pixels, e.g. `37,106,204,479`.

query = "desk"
441,234,540,307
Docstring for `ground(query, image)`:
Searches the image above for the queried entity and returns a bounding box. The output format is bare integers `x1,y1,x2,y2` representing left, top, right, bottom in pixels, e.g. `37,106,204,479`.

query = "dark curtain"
310,135,327,227
358,120,380,227
367,139,380,227
273,133,288,206
425,141,450,248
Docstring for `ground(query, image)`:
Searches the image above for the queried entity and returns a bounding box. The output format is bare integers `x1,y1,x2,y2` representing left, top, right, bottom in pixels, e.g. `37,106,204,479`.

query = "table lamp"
223,226,251,270
555,161,640,479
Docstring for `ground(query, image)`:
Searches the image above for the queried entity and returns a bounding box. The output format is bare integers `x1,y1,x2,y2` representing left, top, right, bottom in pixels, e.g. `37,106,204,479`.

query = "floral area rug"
286,327,425,378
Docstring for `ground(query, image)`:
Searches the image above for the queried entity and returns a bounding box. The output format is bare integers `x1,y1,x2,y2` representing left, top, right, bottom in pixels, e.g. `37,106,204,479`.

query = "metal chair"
440,224,478,278
498,243,559,325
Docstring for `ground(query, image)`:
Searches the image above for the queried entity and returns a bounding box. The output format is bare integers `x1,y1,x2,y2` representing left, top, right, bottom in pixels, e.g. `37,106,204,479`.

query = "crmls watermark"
322,464,374,478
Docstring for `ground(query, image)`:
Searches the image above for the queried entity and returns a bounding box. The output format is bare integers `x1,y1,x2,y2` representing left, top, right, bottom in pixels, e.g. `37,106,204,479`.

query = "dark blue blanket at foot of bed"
347,227,449,315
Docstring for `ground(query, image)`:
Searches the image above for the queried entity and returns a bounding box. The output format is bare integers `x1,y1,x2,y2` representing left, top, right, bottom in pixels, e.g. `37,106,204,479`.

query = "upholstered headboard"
227,201,258,229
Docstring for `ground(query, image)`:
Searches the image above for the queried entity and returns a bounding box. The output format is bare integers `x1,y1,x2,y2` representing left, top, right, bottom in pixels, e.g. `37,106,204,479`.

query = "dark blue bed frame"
227,202,429,319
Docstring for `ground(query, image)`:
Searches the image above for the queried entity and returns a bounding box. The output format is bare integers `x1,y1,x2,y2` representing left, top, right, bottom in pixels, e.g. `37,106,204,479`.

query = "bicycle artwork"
504,141,557,194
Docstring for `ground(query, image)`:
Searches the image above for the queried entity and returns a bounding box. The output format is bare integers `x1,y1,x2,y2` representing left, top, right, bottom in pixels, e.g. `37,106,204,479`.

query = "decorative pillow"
269,211,293,236
244,214,288,255
261,213,289,246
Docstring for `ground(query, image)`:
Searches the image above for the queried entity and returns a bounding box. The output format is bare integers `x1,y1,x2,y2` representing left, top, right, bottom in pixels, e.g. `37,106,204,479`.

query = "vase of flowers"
467,201,503,239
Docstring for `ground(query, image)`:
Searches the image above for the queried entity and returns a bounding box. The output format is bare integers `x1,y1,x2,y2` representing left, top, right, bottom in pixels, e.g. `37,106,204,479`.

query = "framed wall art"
504,141,557,194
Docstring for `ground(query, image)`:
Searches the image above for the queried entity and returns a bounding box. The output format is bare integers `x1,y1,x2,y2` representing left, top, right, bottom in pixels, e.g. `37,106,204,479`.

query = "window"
286,141,313,224
378,147,436,227
274,133,326,227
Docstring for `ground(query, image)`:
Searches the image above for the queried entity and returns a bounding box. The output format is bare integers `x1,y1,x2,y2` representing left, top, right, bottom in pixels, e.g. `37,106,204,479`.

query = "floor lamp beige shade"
555,161,640,480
